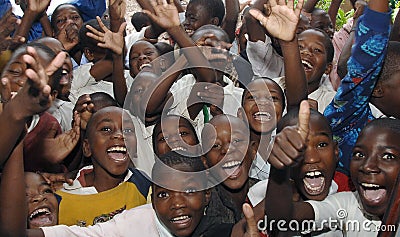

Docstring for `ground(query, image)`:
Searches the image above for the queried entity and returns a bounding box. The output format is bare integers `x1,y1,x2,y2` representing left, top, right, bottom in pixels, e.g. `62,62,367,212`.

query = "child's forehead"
131,41,157,52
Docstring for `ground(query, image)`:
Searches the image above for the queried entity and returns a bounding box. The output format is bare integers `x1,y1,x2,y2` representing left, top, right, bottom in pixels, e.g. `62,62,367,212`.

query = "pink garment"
330,18,354,91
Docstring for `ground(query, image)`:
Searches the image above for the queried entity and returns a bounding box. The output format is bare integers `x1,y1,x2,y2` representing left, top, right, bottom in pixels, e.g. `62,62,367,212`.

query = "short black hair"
79,18,110,49
299,28,334,63
362,118,400,137
277,106,332,135
188,0,225,25
131,12,151,32
152,151,206,180
378,41,400,83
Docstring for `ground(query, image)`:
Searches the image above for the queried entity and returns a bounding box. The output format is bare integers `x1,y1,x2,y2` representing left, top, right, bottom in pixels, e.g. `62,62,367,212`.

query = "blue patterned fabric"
324,7,392,175
71,0,106,22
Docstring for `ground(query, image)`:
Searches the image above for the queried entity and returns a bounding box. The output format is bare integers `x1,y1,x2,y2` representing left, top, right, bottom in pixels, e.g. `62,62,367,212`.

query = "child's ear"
237,107,246,121
82,138,92,157
201,155,209,169
204,189,211,205
324,62,333,75
372,81,384,98
83,47,95,61
248,141,257,160
210,17,220,26
50,90,58,101
333,141,339,165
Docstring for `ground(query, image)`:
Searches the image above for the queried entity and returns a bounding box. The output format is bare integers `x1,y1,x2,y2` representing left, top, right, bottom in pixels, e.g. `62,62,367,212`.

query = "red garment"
24,112,67,173
334,171,355,192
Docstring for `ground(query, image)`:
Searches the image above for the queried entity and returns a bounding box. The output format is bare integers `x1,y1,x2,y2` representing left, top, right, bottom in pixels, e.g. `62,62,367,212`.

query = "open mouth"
139,63,152,71
29,207,54,227
185,28,194,36
170,215,192,228
222,160,242,178
303,171,325,195
301,59,314,71
107,146,127,162
359,182,387,204
253,111,272,122
171,146,187,152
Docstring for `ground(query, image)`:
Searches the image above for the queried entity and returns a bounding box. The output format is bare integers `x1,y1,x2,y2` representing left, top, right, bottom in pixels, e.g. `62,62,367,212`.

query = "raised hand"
242,203,259,237
7,47,66,119
249,0,304,41
86,16,127,55
73,94,95,130
26,0,51,15
56,24,79,51
109,0,126,20
268,100,310,169
0,8,20,40
143,0,180,30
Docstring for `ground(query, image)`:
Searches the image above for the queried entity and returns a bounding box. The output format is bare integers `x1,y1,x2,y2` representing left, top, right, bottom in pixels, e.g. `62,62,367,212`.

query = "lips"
170,215,192,228
359,182,387,205
28,207,55,227
301,59,314,71
139,63,152,71
253,111,272,123
106,145,128,162
303,171,325,195
222,160,242,178
185,28,194,36
171,146,187,152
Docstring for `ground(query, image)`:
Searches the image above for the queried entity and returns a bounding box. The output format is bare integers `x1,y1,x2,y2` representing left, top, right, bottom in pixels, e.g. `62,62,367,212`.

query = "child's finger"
118,22,127,34
86,24,104,37
249,9,267,26
95,16,109,32
45,51,67,77
297,100,310,141
242,203,259,237
1,77,12,105
287,0,294,10
294,0,304,17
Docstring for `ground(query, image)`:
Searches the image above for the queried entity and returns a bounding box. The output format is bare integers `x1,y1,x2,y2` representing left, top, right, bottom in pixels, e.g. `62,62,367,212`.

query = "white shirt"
47,98,74,132
306,191,382,237
41,204,174,237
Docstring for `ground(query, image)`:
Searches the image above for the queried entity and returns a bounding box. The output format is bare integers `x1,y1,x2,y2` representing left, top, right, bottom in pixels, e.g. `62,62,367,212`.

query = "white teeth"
305,171,322,177
107,146,127,153
139,63,151,71
171,215,189,222
62,69,68,74
361,183,381,188
185,29,193,34
222,161,241,169
254,112,272,121
171,147,186,152
304,178,325,191
302,60,313,69
29,208,50,219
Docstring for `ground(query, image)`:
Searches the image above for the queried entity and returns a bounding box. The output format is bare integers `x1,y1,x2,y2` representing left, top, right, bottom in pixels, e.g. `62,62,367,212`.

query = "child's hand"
26,0,51,15
56,24,79,51
40,111,81,165
40,172,74,191
269,100,310,169
86,16,127,55
0,8,20,40
109,0,126,20
249,0,304,41
188,82,225,111
143,0,180,30
6,47,66,120
74,94,95,130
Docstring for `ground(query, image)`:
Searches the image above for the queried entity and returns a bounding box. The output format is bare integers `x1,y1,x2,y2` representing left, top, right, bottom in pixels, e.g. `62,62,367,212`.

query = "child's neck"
222,179,250,212
250,130,272,159
84,168,126,193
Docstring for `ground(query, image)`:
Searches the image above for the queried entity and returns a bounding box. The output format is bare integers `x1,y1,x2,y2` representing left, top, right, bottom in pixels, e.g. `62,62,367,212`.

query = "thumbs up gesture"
269,100,310,169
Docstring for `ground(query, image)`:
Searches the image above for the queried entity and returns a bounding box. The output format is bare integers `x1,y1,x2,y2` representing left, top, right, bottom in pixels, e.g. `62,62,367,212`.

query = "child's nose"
112,130,124,139
303,146,321,164
170,193,187,210
31,193,47,203
359,156,380,174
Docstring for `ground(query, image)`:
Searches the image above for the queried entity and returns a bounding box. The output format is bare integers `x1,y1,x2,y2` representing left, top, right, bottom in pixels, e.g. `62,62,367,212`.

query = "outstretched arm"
222,0,240,43
250,0,307,109
0,47,66,166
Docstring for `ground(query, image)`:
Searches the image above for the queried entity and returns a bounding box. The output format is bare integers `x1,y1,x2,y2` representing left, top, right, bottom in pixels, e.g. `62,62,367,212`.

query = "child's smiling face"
202,115,255,190
298,29,331,92
152,163,210,237
350,124,400,218
83,107,136,177
25,172,59,229
183,2,213,37
129,41,160,77
290,113,338,201
153,116,200,157
242,79,283,134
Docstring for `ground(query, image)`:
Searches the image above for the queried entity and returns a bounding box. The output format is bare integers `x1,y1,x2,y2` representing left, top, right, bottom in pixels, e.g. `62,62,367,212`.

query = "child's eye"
72,15,81,21
314,48,323,53
133,88,144,94
100,127,112,132
43,188,54,194
382,153,396,160
179,131,188,136
123,128,134,134
57,18,66,25
232,139,242,144
145,51,155,56
157,191,169,198
353,151,365,159
212,144,221,149
246,95,254,100
317,142,328,148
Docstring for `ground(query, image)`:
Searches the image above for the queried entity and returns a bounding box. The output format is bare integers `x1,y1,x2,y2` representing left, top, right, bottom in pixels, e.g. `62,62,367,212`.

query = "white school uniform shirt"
41,204,174,237
306,191,382,237
47,98,74,132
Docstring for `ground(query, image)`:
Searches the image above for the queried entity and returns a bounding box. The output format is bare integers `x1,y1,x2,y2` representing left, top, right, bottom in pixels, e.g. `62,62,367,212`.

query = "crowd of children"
0,0,399,236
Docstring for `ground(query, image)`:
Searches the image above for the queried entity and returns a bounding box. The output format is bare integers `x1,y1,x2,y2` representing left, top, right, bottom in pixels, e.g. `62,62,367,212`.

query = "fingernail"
197,92,201,96
1,78,8,86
